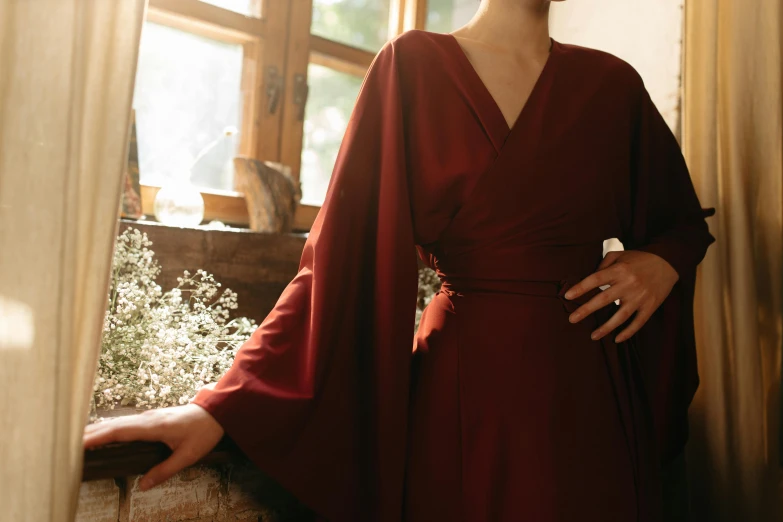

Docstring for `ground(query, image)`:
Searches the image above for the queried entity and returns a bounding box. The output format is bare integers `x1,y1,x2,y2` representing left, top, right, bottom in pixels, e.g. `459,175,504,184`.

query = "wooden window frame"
144,2,265,160
279,0,429,203
138,0,286,227
138,0,430,232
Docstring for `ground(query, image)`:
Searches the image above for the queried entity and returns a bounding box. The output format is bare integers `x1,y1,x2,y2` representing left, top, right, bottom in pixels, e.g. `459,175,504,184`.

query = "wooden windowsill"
139,184,320,232
83,407,249,481
82,436,248,482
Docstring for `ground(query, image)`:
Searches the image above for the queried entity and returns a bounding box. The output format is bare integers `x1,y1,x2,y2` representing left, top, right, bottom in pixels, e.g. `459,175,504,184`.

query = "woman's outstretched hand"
83,404,224,491
563,250,679,344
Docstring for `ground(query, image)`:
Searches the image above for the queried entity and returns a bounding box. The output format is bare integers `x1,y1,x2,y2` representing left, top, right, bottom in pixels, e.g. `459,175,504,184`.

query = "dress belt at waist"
438,276,603,314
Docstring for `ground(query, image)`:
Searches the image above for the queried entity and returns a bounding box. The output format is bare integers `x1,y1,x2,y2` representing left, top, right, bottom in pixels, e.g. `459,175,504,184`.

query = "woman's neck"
452,0,552,56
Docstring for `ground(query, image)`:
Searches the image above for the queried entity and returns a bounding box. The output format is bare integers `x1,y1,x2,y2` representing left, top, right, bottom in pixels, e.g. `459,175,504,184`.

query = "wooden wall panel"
122,221,306,324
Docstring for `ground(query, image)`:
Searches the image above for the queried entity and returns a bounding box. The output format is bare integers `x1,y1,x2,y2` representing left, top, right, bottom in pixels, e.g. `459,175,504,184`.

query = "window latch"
265,66,283,115
293,73,309,121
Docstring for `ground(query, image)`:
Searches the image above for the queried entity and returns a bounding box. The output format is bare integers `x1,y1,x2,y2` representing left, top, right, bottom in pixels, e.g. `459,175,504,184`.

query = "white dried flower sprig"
415,267,441,332
93,228,255,413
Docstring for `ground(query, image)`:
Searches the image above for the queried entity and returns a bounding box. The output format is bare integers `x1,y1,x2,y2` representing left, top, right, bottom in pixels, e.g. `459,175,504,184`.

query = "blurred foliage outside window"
300,64,363,205
311,0,391,52
301,0,478,205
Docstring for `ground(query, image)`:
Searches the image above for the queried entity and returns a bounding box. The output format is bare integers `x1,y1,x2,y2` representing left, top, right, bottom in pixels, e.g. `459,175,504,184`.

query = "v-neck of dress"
446,33,560,150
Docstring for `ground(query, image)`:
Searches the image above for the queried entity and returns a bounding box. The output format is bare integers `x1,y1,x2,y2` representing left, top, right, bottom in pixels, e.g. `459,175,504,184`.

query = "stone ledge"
77,463,314,522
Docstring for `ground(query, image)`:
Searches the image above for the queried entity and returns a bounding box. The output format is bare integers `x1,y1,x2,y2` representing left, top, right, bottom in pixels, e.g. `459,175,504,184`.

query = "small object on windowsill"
204,219,228,230
234,157,300,234
153,174,205,227
152,127,239,228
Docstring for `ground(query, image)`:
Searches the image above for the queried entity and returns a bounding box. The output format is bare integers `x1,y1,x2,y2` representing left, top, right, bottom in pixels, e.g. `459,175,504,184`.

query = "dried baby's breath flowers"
94,229,441,416
93,228,255,413
415,267,441,332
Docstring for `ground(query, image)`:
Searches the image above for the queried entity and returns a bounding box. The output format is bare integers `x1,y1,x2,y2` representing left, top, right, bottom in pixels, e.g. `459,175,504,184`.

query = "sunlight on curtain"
683,1,783,520
0,297,34,351
0,0,146,520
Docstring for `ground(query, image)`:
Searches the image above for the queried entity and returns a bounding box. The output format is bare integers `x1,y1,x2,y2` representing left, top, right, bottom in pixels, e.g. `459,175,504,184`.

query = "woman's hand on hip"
563,250,679,343
83,403,225,491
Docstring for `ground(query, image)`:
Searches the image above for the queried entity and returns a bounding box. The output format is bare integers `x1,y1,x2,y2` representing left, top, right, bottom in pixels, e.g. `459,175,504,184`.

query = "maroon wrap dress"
192,30,716,522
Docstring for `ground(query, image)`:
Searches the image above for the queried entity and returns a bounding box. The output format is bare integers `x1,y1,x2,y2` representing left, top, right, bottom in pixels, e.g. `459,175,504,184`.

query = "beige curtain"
683,0,783,520
0,1,146,520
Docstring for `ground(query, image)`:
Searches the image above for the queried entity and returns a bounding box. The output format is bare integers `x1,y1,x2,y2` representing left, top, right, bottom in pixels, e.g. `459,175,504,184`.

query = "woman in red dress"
85,1,715,520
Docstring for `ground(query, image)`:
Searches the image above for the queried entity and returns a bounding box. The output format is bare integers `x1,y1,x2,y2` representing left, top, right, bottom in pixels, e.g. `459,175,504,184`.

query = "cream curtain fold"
0,1,146,520
683,0,783,520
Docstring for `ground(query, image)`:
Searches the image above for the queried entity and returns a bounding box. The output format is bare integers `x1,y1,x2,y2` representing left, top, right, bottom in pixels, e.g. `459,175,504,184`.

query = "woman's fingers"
566,250,676,341
83,412,164,449
138,444,202,491
137,407,225,490
568,284,622,324
564,268,614,300
614,307,653,344
590,302,637,341
83,405,225,491
597,250,623,271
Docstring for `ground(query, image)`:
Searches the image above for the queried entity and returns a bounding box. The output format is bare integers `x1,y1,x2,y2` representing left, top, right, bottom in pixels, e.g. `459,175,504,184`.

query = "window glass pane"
300,64,363,206
311,0,391,52
426,0,477,33
133,22,243,192
199,0,261,17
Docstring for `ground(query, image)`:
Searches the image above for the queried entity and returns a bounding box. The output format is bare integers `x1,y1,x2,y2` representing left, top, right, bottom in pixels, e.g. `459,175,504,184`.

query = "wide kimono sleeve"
623,79,716,464
191,40,419,522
